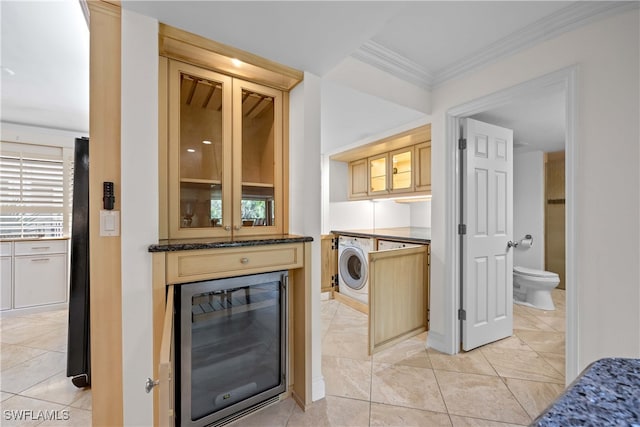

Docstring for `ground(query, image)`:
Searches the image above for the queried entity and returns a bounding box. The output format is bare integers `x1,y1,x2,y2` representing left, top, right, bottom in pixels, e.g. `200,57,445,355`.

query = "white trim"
352,41,433,90
443,66,578,382
0,302,69,317
350,2,637,90
425,329,451,354
311,376,326,401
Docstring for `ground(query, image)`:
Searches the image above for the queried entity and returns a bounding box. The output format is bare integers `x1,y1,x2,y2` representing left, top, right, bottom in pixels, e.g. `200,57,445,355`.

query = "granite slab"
149,234,313,252
331,227,431,244
532,357,640,426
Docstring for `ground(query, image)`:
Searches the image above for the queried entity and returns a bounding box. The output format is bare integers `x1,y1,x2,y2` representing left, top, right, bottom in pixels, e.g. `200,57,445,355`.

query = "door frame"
442,66,578,382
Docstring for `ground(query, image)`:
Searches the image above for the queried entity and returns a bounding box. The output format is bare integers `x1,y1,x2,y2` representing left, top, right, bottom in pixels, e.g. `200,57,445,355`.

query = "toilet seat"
514,266,559,279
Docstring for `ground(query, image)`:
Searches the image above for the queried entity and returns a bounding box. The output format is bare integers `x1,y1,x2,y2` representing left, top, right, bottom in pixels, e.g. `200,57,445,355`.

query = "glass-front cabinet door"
389,147,413,193
169,61,233,238
368,154,388,196
232,79,283,236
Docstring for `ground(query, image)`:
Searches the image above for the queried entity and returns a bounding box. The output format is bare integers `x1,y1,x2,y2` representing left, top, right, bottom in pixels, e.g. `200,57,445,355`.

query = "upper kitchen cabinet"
334,124,431,201
159,24,301,239
414,141,431,192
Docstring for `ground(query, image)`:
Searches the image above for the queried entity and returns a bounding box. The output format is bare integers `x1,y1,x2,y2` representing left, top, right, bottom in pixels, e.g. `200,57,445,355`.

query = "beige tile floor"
0,290,564,427
0,309,92,426
233,289,566,427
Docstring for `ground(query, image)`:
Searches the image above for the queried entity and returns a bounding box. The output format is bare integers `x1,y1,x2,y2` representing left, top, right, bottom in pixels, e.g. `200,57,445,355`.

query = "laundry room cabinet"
163,59,286,239
321,233,429,355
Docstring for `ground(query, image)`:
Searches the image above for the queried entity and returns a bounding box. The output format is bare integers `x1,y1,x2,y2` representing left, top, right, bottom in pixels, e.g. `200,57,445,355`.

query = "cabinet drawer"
0,242,11,256
167,243,303,284
14,253,67,308
15,240,67,256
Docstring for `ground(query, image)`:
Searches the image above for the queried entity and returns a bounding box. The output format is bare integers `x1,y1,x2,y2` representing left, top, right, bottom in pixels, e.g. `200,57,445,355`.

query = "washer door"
339,246,368,290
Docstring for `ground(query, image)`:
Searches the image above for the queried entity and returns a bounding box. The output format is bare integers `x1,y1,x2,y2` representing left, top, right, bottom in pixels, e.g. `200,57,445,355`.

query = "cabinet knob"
240,257,249,264
224,225,231,231
234,225,242,231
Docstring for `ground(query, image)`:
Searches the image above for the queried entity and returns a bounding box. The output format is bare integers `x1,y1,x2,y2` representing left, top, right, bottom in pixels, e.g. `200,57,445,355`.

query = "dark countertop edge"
148,235,314,252
331,230,430,245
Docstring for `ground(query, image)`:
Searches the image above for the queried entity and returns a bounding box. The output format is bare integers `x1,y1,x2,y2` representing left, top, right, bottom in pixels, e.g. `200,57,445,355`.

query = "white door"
461,118,514,351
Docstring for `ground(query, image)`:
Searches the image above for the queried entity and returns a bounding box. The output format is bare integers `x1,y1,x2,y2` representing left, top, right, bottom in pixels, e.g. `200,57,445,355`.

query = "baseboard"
333,292,368,315
311,376,325,401
426,329,455,354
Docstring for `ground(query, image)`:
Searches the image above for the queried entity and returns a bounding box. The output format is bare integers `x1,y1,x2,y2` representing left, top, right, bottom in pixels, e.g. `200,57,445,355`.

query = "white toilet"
513,266,560,310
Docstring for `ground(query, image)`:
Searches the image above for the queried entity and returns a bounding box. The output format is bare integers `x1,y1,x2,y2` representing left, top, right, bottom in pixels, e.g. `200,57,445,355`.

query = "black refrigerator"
67,137,91,388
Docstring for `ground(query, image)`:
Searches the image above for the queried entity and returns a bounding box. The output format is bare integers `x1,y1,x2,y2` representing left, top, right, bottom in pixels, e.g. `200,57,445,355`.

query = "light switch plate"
100,210,120,237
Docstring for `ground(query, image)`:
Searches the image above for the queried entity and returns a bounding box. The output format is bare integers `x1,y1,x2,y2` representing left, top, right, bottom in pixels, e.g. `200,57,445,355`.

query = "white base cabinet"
1,239,69,311
1,256,11,310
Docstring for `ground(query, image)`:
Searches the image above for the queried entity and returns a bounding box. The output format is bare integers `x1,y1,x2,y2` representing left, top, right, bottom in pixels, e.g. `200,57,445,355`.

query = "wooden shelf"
180,178,222,185
242,182,274,188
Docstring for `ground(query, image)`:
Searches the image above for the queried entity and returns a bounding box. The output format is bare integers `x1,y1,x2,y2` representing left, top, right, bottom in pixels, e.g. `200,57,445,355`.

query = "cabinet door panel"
169,61,233,238
390,148,413,193
368,154,389,196
14,254,67,308
233,79,283,236
349,160,368,199
415,142,431,192
1,257,11,310
368,245,428,354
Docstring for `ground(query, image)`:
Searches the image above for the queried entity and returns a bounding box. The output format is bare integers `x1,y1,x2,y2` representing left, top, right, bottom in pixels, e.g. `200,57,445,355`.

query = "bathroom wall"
513,150,545,269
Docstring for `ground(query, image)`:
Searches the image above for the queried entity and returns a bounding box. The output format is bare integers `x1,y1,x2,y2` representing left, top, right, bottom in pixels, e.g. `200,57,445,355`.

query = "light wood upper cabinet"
389,147,413,194
166,60,284,238
348,159,368,199
414,141,431,192
368,154,389,196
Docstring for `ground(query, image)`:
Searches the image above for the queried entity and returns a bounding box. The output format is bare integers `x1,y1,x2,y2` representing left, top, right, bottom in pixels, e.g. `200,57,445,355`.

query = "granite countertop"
148,234,313,252
331,227,431,244
532,358,640,426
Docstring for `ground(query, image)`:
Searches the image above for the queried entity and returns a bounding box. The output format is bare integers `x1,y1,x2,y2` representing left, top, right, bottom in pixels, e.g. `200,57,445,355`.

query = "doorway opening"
443,66,577,382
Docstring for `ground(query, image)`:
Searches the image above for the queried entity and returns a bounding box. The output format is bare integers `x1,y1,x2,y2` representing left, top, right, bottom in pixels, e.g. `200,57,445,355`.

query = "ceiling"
1,1,634,149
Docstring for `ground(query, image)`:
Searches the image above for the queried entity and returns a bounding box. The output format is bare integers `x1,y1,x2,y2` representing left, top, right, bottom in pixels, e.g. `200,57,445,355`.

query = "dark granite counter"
148,234,313,252
331,227,431,244
532,358,640,426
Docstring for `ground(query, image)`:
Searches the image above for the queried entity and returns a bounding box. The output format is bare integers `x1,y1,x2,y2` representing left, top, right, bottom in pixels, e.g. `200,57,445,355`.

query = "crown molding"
433,1,639,87
351,40,434,90
351,1,639,90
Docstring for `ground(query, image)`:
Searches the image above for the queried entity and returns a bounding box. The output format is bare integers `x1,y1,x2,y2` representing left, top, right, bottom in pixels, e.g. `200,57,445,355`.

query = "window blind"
0,149,70,239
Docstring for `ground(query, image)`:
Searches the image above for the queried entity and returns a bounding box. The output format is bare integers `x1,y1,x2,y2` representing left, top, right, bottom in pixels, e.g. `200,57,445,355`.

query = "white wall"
289,72,325,401
429,10,640,375
324,56,431,114
513,150,545,269
1,122,84,148
120,10,158,426
410,201,432,228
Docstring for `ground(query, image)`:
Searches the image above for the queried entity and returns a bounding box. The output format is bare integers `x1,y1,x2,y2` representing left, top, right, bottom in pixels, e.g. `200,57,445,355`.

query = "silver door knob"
507,240,519,248
145,378,159,393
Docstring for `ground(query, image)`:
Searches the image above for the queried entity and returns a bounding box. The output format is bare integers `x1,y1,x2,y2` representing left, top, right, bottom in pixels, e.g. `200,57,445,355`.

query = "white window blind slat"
0,146,71,239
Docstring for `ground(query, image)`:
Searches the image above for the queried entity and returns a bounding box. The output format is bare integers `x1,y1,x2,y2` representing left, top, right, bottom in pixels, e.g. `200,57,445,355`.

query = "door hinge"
331,274,339,288
458,224,467,235
458,138,467,150
331,236,339,250
458,309,466,321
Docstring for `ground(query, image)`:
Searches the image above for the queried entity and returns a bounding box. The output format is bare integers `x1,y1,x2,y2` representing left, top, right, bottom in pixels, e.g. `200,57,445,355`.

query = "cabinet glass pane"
370,157,387,192
241,89,275,227
392,151,412,190
180,182,223,228
179,72,226,229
